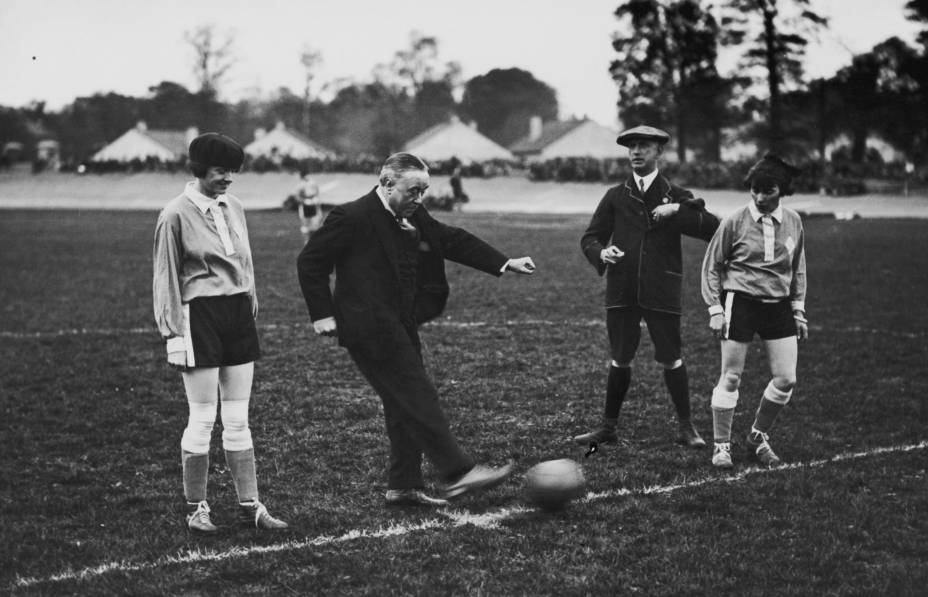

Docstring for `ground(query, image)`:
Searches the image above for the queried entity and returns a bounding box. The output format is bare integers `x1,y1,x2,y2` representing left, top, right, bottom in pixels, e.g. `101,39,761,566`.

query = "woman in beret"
701,153,808,469
153,133,288,532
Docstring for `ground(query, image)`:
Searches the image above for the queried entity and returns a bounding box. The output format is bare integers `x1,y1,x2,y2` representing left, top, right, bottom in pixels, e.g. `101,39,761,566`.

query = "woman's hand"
167,350,188,371
794,311,809,340
709,313,726,339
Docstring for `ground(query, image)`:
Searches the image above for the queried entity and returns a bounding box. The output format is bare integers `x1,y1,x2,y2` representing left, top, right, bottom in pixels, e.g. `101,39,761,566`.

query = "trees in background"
184,24,236,99
299,46,323,137
719,0,828,155
7,5,928,171
373,31,461,137
610,0,738,161
610,0,828,158
460,68,559,147
609,0,928,166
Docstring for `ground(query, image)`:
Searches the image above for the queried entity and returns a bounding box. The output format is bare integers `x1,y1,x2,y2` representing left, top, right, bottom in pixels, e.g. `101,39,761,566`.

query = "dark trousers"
348,336,473,490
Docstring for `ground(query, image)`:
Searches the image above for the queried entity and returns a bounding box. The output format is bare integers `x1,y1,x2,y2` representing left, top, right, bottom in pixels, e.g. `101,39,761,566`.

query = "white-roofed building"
403,116,513,163
510,117,619,162
244,121,335,161
91,122,197,162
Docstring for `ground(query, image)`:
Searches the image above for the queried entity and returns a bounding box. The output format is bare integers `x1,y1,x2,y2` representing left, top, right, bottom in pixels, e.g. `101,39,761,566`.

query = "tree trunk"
676,91,687,163
762,1,782,154
707,124,722,162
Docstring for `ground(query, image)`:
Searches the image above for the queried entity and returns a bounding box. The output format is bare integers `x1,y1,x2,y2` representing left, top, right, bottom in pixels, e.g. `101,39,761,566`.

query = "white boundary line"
1,321,923,340
13,440,928,589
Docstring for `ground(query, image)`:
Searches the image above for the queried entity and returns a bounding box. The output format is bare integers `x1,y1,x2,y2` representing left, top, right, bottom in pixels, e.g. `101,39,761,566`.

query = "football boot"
747,428,782,467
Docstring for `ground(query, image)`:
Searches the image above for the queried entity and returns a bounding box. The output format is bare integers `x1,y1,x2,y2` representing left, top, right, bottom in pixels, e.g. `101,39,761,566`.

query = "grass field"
1,206,927,596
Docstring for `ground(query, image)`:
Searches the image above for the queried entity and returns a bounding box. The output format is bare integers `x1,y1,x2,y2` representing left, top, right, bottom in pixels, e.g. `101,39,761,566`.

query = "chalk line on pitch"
1,320,923,340
13,440,928,589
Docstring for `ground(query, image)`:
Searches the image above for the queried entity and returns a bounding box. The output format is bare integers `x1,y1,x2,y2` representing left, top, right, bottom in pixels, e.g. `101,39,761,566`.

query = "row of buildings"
89,116,622,166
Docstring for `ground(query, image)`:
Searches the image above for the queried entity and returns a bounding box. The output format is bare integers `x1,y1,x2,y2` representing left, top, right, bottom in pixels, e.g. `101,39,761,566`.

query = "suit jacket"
580,175,719,314
297,188,508,359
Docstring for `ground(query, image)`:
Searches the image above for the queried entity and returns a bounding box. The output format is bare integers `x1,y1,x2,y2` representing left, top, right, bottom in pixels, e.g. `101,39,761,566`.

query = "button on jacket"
581,175,720,314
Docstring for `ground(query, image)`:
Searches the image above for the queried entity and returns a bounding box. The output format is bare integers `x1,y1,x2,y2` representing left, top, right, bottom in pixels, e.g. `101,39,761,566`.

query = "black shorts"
723,291,795,342
606,306,681,364
187,294,260,367
301,203,318,218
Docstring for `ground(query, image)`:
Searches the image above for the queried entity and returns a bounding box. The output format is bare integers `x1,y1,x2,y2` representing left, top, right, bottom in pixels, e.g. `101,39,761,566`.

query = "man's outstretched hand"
506,257,536,275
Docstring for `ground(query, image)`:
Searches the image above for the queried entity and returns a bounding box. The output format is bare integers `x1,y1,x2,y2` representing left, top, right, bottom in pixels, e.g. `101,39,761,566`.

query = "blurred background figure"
449,157,469,210
293,168,322,242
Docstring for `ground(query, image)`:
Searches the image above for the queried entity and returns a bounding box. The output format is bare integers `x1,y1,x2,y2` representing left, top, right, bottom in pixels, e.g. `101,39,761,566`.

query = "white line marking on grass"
13,519,446,589
2,321,924,340
0,327,153,339
427,319,604,329
13,440,927,589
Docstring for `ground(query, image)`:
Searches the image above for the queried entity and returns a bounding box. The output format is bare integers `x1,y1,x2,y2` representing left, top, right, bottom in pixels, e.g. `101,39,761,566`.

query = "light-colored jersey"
701,202,806,315
153,182,257,338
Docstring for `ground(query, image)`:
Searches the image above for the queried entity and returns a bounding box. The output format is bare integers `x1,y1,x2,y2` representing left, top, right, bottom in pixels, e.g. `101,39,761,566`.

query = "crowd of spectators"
32,151,925,198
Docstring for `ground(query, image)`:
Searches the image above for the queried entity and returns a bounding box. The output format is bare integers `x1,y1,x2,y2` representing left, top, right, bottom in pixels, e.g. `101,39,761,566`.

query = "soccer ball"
524,459,586,511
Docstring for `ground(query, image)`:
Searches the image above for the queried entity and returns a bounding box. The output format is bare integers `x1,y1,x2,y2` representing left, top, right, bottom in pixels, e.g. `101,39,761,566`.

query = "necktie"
397,216,417,238
761,214,775,262
639,178,646,195
210,203,236,256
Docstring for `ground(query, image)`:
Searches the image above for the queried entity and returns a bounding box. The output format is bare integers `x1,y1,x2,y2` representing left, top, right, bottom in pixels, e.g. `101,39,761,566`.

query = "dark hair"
743,153,801,197
379,152,429,185
188,160,210,178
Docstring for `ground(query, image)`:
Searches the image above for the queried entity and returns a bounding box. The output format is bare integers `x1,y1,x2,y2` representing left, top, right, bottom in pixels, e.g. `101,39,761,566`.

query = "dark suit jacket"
297,188,508,359
580,175,719,314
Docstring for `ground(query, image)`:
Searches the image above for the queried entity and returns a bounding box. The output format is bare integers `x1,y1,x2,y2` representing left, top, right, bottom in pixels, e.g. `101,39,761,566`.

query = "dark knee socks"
663,365,691,422
603,365,632,423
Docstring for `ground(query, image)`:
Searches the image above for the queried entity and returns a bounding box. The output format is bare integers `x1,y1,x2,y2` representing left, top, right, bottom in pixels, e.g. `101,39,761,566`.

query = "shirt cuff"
790,301,805,313
500,259,511,273
708,305,725,316
314,316,336,327
166,336,186,354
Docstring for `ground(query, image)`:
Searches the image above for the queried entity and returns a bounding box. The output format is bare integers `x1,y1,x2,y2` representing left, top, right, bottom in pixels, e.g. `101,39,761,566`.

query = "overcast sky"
0,0,920,127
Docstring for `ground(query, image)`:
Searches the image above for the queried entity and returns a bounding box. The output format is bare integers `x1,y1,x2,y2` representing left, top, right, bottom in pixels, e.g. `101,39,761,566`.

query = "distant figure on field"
294,169,322,242
449,160,468,209
573,125,720,453
153,132,288,533
702,154,808,469
297,152,536,507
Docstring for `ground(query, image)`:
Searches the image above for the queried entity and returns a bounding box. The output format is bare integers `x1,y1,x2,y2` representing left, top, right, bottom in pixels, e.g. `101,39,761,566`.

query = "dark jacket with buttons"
581,175,719,314
297,188,508,360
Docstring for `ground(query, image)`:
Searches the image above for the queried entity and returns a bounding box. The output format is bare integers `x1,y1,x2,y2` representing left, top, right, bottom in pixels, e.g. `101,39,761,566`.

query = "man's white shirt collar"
184,181,228,213
376,186,398,217
748,201,783,222
635,169,659,193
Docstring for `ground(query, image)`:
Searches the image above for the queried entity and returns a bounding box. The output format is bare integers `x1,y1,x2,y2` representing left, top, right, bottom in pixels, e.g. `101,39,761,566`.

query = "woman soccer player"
153,132,288,532
701,154,808,469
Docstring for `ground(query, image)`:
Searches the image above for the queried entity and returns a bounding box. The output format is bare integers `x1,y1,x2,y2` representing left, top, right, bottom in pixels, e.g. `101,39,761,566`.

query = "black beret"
616,125,671,147
188,133,244,170
743,153,801,190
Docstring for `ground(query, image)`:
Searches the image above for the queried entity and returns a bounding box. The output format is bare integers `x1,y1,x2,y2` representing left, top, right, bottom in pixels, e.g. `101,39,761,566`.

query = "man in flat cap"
573,125,720,453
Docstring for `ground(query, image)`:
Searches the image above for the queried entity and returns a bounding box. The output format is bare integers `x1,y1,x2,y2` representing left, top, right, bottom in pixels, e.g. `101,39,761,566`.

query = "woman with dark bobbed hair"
153,133,288,532
701,153,809,470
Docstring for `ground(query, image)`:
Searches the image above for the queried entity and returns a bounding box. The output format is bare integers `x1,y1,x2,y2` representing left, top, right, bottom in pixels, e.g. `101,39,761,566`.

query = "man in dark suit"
573,125,720,453
297,152,536,506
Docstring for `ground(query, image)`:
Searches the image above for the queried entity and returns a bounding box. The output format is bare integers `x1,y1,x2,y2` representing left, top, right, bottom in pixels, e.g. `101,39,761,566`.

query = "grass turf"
1,208,926,595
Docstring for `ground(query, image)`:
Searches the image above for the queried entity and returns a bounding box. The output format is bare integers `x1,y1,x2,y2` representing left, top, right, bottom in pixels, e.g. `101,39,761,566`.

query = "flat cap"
188,132,244,170
616,125,671,147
